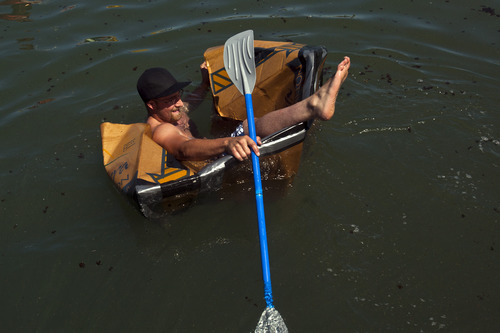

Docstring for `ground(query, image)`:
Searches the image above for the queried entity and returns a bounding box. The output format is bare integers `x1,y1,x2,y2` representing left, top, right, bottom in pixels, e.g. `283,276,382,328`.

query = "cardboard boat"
100,40,327,218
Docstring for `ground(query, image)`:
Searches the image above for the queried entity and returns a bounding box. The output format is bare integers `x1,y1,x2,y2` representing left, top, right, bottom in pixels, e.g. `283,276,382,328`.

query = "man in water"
137,56,350,161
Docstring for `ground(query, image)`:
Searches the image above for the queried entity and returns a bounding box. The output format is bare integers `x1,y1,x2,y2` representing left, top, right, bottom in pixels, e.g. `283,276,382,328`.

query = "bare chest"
175,115,194,137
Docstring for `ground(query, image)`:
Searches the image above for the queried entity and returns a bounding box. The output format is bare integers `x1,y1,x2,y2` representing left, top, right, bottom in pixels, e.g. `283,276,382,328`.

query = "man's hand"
200,62,210,88
226,135,261,161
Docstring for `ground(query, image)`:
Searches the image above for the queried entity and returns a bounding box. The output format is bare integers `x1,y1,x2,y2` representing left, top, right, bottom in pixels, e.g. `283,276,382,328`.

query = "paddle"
223,30,288,333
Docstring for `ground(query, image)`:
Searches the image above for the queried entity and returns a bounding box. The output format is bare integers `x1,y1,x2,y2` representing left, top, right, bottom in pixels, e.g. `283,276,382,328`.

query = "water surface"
1,0,499,332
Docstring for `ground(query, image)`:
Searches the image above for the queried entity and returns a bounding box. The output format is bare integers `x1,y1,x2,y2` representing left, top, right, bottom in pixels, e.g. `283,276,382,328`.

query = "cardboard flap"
204,40,306,120
100,122,191,194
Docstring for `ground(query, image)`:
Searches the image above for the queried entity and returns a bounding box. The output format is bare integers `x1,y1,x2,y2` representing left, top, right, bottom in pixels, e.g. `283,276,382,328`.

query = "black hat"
137,68,191,103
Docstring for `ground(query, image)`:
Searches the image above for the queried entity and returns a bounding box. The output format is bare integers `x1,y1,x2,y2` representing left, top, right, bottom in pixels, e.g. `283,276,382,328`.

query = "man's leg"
242,56,350,137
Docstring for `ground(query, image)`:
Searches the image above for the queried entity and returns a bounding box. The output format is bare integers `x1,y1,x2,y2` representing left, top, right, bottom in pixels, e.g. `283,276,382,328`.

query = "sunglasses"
158,90,183,106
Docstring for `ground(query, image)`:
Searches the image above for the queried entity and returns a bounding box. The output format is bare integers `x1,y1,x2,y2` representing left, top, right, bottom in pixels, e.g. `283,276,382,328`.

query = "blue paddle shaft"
244,93,274,308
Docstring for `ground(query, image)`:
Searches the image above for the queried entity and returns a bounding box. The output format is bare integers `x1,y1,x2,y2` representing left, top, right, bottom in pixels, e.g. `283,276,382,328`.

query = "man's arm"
152,123,260,161
182,62,210,111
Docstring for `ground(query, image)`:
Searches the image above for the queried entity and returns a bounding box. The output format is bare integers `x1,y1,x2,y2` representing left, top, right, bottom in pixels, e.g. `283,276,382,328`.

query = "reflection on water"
0,0,39,22
16,36,33,49
1,0,41,51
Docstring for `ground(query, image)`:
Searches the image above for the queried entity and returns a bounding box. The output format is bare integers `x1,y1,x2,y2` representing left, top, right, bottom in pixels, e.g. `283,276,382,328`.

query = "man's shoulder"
150,120,192,144
151,122,178,139
147,117,172,132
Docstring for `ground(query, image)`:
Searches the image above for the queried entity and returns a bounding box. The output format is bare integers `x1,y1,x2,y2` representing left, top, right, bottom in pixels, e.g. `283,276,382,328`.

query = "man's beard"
178,104,189,114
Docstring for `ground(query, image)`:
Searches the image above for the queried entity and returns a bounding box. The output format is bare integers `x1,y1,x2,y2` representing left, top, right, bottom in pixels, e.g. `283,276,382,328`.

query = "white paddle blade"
223,30,256,95
255,307,288,333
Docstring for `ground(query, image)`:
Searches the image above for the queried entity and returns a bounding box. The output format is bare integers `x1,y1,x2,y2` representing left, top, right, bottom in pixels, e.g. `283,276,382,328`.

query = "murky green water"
1,0,499,332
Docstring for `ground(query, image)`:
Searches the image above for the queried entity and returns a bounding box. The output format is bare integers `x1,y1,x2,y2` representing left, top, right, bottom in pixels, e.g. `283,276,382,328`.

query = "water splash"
255,307,288,333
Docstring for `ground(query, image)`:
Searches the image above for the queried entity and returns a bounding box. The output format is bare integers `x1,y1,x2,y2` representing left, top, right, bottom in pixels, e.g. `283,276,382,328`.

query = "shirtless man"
137,56,350,161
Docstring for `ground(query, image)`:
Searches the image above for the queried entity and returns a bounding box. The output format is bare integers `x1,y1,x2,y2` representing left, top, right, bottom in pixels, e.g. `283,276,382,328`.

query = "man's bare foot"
309,56,350,121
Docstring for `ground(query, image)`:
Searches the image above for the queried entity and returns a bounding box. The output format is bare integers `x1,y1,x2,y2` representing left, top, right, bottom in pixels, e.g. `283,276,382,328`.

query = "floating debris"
83,36,118,43
130,49,149,53
27,98,55,109
150,28,173,35
476,136,500,152
38,98,54,105
60,5,77,12
480,6,499,17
